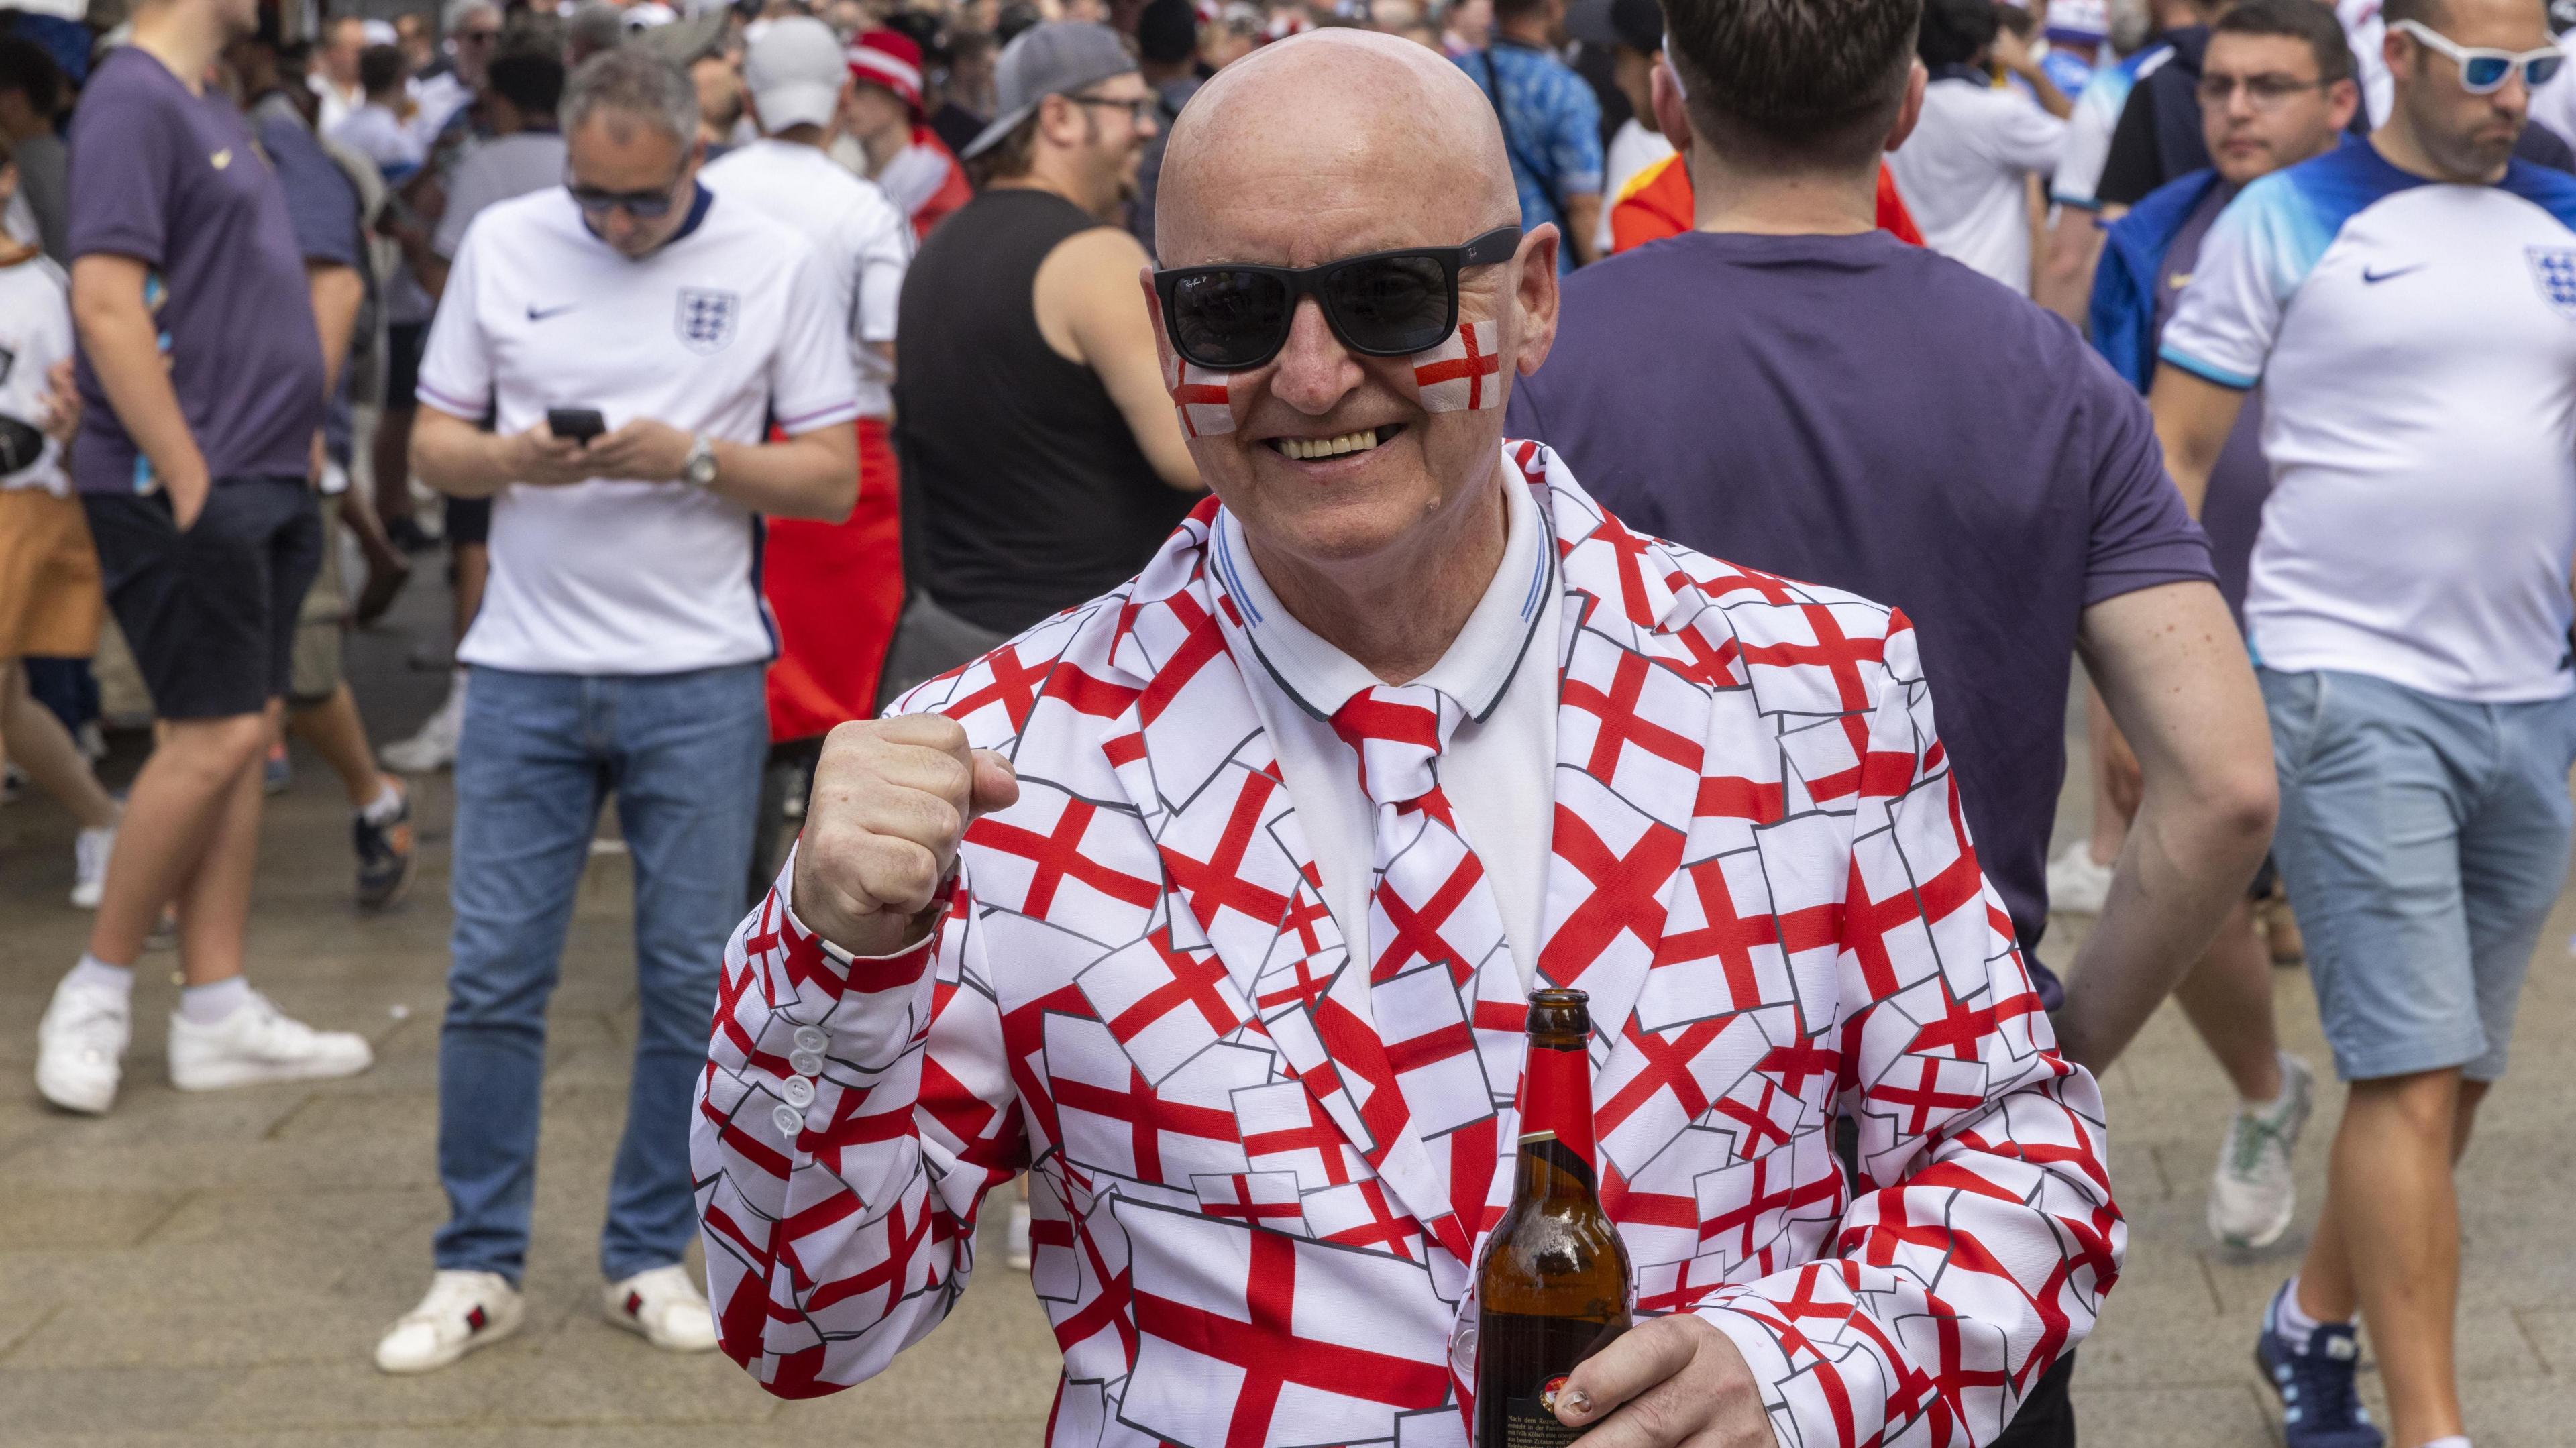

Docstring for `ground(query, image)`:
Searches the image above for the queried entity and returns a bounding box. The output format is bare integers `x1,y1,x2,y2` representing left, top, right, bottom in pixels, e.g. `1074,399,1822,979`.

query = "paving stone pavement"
0,578,2569,1447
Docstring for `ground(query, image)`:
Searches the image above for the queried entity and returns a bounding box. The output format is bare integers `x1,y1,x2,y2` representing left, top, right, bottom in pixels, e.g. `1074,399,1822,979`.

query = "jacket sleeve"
1687,613,2125,1448
2085,224,2151,394
692,848,1026,1398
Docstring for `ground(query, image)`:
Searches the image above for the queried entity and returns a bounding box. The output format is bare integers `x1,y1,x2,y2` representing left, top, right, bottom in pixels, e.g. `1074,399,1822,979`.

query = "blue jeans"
435,663,767,1284
2261,667,2576,1082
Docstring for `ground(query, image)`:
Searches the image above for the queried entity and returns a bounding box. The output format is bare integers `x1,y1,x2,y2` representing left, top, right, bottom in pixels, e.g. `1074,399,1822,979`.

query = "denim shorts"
2261,667,2576,1082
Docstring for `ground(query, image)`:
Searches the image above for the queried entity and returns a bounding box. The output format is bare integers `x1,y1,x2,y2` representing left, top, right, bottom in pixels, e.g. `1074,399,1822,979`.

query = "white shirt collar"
1214,465,1554,724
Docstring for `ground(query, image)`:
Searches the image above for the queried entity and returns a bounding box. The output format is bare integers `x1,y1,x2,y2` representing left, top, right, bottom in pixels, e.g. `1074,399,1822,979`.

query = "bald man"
694,32,2123,1448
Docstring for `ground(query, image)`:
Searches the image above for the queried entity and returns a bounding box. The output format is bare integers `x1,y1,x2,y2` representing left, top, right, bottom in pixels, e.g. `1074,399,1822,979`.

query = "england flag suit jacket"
692,443,2126,1448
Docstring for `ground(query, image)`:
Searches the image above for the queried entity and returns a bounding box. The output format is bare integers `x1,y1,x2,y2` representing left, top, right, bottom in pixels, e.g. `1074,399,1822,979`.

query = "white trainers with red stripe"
375,1270,524,1374
602,1264,719,1352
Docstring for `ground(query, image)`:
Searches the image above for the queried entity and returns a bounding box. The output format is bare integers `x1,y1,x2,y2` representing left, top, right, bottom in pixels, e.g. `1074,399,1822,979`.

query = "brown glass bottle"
1472,988,1632,1448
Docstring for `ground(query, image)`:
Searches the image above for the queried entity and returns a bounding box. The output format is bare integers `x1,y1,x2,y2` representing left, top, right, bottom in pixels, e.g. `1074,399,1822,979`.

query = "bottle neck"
1513,1038,1600,1207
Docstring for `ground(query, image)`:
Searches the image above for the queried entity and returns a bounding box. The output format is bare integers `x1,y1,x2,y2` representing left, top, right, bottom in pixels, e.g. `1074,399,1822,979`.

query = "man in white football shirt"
2153,1,2576,1443
375,45,861,1376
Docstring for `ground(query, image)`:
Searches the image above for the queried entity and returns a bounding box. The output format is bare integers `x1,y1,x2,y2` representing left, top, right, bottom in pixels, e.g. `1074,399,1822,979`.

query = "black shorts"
444,494,491,547
385,321,428,410
81,476,322,720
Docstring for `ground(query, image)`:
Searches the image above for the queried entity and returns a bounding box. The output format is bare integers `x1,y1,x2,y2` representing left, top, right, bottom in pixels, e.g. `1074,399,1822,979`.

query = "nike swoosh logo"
526,303,578,321
2363,263,2426,284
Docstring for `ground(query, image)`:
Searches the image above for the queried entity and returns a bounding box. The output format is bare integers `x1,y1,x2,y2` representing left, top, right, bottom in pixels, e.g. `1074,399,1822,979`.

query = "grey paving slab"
3,573,2573,1444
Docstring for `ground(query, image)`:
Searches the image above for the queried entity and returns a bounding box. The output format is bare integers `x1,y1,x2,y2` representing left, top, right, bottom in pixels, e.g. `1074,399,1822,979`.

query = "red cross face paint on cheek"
1410,319,1504,413
1165,354,1238,437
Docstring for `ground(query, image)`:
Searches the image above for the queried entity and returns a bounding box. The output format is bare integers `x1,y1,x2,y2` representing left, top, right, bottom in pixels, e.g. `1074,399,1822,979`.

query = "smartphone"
546,407,606,444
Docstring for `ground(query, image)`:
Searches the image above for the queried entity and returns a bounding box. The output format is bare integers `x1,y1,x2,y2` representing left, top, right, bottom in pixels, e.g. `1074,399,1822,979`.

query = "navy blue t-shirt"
1509,229,2216,995
66,48,325,494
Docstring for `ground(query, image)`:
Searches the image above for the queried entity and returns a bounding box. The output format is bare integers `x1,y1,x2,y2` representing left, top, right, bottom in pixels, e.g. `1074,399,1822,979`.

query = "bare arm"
411,403,586,498
2034,206,2106,325
579,419,858,521
2054,581,2277,1071
2147,363,2251,517
71,254,211,526
1562,194,1603,266
1038,227,1203,492
1996,30,2074,119
308,261,364,395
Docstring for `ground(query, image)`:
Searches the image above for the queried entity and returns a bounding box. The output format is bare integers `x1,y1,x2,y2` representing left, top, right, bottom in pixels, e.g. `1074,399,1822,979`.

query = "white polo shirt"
417,186,863,677
700,138,911,418
2162,137,2576,702
1217,461,1561,989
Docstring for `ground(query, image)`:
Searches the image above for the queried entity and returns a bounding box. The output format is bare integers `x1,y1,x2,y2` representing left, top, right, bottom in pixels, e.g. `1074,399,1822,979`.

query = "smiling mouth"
1267,424,1403,461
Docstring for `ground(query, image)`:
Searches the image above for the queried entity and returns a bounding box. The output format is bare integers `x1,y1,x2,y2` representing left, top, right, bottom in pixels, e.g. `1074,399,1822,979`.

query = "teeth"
1275,428,1380,461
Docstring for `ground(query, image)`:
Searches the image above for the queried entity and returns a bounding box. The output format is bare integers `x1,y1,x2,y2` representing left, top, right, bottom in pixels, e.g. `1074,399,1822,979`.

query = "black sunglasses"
565,166,685,219
1153,226,1523,371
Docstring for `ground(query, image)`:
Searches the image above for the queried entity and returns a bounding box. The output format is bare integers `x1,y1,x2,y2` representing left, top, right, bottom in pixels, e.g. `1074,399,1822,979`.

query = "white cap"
743,15,847,133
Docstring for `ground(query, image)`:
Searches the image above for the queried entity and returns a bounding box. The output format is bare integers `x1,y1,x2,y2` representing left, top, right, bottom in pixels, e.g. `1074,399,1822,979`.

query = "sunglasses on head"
1152,226,1523,372
2391,19,2565,93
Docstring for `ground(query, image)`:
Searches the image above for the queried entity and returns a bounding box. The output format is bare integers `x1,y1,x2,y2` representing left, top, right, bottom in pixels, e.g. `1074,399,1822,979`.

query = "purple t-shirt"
65,48,323,494
1509,229,2215,992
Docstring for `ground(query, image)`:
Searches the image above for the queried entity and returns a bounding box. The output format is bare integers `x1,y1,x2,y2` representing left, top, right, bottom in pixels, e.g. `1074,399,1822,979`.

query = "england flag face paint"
1408,319,1504,413
1165,353,1238,437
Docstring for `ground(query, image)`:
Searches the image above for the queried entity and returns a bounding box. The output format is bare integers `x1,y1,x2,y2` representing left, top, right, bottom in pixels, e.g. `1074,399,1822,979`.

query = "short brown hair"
968,108,1045,184
1664,0,1920,173
2211,0,2357,87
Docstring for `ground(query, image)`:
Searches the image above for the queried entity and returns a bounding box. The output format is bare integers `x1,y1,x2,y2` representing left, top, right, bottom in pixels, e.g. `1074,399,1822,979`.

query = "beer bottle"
1473,987,1632,1448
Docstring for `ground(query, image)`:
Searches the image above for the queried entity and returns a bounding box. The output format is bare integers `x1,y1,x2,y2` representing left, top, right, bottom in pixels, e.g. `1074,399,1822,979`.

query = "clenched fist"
792,715,1020,959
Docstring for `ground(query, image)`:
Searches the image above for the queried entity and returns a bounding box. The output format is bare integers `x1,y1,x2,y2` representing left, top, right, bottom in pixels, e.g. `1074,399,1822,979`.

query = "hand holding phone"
547,407,606,444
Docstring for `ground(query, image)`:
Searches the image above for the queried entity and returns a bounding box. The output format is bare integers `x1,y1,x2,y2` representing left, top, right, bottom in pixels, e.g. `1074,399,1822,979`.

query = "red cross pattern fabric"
1165,353,1237,438
694,441,2125,1448
1410,320,1503,413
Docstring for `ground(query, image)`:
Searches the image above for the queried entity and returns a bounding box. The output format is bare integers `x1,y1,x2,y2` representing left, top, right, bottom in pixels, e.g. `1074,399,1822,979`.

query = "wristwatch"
682,433,718,488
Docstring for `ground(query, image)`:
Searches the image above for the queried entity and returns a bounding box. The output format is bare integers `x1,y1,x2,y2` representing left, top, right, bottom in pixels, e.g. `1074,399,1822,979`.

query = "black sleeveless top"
892,188,1198,635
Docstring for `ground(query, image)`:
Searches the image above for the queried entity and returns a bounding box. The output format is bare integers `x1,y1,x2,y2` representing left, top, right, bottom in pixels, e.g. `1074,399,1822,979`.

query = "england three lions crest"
2528,247,2576,317
676,288,739,354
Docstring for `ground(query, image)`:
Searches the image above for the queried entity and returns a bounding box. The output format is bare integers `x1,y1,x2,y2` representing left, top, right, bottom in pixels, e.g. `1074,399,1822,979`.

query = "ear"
1885,58,1928,152
1649,56,1693,155
2327,76,2361,133
1509,225,1560,377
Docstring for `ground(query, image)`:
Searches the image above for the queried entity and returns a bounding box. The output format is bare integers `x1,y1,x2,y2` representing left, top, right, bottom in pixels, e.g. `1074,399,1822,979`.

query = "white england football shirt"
1886,76,2067,293
416,186,863,677
0,254,72,496
2162,137,2576,702
700,138,911,417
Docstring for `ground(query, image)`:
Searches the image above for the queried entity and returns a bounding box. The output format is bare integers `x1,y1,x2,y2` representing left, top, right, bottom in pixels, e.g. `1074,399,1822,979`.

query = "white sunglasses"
2390,18,2565,95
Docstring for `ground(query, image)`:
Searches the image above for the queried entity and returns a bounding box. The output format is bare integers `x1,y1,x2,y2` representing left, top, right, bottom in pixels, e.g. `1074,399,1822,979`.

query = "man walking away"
1457,0,1603,267
1512,1,2279,1430
886,22,1199,697
379,44,861,1374
38,0,377,1117
2153,1,2576,1443
1888,0,2073,292
2088,0,2359,1255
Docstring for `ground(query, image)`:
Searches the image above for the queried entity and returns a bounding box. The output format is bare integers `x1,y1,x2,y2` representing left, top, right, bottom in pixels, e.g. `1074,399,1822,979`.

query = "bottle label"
1474,1311,1627,1448
1518,1042,1597,1178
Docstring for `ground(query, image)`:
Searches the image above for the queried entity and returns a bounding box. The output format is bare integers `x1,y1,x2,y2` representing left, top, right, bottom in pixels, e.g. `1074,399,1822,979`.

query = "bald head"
1156,30,1518,267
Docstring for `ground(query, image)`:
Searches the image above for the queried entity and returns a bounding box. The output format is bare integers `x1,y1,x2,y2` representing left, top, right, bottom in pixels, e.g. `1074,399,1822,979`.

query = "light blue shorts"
2261,667,2576,1082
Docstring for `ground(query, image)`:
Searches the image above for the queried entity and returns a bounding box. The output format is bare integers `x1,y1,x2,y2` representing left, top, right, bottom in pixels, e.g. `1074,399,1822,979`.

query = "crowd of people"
2,0,2570,1443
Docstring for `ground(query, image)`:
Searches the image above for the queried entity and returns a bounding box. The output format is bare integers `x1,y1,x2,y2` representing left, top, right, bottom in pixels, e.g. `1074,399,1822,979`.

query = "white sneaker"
380,682,464,773
166,990,374,1092
70,824,115,909
2045,840,2116,916
376,1270,525,1374
603,1264,719,1352
35,969,131,1114
1006,1198,1032,1271
2210,1053,2316,1249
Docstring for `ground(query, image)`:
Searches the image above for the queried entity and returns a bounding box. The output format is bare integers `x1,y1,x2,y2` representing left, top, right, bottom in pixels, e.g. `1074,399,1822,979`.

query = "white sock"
2271,1276,2333,1354
66,953,135,999
360,778,405,824
2416,1437,2471,1448
178,976,252,1025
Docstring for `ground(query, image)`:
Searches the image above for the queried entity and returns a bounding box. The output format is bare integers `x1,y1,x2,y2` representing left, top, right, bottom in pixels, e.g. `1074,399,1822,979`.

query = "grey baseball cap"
961,21,1138,160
